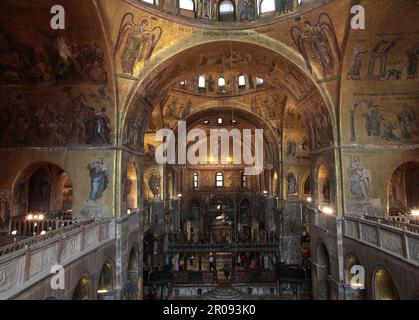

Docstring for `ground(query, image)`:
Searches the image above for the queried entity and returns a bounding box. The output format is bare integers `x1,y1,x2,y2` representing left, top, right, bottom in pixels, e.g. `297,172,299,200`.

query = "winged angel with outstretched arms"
115,13,162,76
291,13,340,79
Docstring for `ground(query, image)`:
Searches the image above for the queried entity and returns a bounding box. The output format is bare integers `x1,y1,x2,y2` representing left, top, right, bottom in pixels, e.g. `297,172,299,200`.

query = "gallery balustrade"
344,215,419,266
168,242,280,253
0,218,95,257
364,214,419,232
9,212,76,237
0,218,113,299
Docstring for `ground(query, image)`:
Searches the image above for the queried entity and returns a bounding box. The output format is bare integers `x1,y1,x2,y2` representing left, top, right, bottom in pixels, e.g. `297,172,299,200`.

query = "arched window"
216,172,224,187
387,161,419,216
127,248,139,299
241,172,247,188
126,163,138,210
373,267,400,300
179,0,195,11
259,0,275,14
218,76,225,87
142,0,159,5
193,172,199,190
318,164,331,205
198,74,206,88
98,262,113,298
238,74,246,87
72,276,91,300
219,0,235,21
256,77,264,86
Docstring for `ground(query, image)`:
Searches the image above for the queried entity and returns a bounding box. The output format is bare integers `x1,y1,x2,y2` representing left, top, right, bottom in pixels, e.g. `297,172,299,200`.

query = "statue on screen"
148,173,161,199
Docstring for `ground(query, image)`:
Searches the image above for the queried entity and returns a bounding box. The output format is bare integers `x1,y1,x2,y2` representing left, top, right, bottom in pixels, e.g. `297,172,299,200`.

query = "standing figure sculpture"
348,156,370,199
148,173,161,199
287,173,298,196
87,158,109,201
200,0,217,19
238,0,256,22
115,14,162,76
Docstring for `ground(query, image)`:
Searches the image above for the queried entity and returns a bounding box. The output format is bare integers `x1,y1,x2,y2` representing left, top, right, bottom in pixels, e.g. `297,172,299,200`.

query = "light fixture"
38,214,44,221
127,209,131,215
97,289,108,294
26,214,34,221
11,230,17,236
177,194,182,198
40,231,46,235
410,209,419,216
320,206,334,215
306,196,312,203
350,282,364,289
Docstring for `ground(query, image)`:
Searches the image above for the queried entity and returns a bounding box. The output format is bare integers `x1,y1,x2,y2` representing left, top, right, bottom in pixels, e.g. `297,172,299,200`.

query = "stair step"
205,285,244,300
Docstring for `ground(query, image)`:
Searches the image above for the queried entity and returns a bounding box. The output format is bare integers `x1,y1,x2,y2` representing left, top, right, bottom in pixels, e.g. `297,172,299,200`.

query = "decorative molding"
0,146,144,156
360,223,377,244
380,229,403,255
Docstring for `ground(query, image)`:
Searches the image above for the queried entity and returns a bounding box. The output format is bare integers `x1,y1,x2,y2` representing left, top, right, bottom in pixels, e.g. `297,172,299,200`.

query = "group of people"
209,253,232,282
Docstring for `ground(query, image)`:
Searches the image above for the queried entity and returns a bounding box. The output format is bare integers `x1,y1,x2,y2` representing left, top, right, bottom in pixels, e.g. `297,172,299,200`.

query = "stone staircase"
205,285,244,300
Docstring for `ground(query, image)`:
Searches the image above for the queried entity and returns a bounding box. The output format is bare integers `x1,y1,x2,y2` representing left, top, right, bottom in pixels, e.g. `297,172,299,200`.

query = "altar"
207,209,235,243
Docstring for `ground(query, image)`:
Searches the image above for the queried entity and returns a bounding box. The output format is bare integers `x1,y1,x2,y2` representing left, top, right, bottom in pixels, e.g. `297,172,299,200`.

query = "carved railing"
144,265,172,284
0,218,114,299
171,269,278,285
363,215,419,234
0,218,95,257
235,269,277,283
168,242,280,253
9,215,76,237
344,215,419,267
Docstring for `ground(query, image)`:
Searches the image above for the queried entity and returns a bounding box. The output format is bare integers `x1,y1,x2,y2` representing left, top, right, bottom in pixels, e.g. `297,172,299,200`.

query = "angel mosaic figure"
291,14,340,78
115,14,162,75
